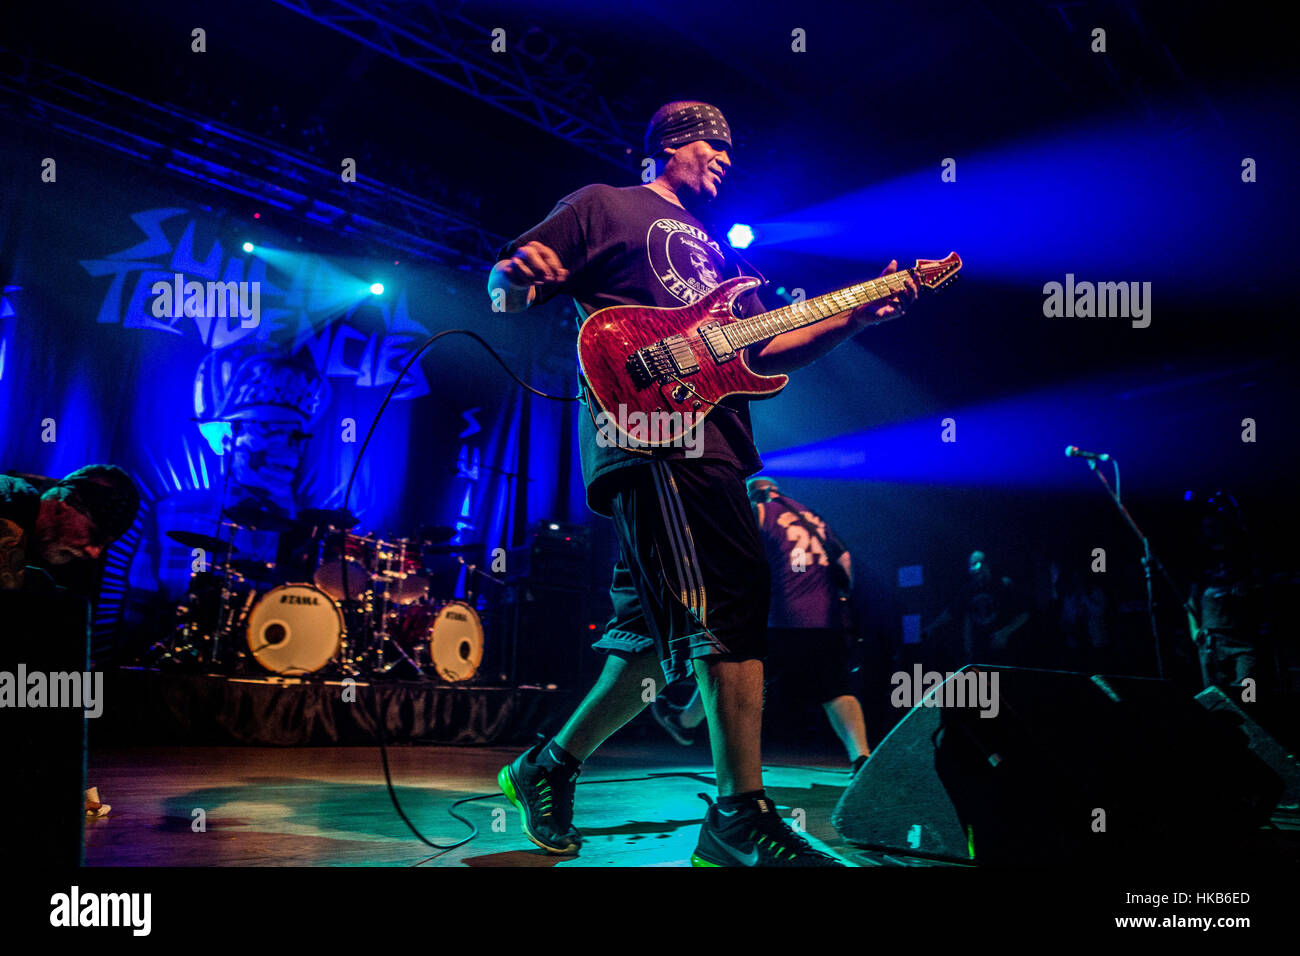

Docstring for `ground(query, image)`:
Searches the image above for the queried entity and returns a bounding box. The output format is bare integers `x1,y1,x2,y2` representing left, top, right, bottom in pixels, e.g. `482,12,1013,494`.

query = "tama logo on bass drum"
281,594,321,605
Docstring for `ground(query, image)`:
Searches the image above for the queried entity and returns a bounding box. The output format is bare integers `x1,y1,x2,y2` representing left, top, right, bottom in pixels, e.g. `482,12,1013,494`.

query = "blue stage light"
242,242,254,253
727,224,755,249
369,282,385,295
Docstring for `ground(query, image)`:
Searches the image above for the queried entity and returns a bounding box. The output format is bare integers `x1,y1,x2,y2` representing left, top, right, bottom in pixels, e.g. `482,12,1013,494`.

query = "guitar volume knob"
671,385,689,401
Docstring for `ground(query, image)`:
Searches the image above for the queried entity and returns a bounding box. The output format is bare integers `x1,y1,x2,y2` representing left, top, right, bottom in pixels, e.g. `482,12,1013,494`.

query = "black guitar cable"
340,328,577,851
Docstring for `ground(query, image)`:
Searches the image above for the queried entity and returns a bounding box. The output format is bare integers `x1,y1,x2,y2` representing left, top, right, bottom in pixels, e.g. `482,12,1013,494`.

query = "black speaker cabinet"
1195,685,1300,808
505,582,588,688
832,666,1283,864
0,589,91,867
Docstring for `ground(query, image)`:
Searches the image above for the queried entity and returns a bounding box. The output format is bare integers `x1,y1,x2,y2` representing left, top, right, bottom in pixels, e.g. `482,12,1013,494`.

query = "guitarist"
489,100,916,866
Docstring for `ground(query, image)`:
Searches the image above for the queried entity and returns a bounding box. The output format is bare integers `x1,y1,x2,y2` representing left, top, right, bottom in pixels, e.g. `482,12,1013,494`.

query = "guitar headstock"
912,252,962,291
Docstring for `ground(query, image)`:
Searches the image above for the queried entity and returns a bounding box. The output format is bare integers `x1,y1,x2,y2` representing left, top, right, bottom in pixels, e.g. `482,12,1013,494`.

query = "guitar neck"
724,270,915,349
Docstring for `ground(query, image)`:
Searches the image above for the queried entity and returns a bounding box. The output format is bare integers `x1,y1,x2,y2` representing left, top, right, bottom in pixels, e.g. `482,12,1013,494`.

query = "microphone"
1065,445,1110,462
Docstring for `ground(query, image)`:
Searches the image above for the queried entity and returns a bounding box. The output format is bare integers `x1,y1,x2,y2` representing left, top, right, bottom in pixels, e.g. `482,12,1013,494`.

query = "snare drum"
245,583,344,675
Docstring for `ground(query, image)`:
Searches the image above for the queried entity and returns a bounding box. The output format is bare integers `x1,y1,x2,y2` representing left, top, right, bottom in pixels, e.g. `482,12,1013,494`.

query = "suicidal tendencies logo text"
647,218,727,305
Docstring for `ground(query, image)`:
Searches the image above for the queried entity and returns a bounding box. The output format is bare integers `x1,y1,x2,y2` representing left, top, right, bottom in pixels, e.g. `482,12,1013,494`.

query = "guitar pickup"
662,334,699,375
699,322,735,363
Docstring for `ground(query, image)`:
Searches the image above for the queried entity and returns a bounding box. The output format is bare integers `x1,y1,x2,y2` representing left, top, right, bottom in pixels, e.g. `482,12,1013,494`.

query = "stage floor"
84,741,926,867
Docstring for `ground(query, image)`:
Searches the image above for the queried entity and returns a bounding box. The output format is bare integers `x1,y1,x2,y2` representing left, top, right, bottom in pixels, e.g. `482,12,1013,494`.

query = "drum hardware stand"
335,598,368,677
1077,456,1201,679
368,540,425,675
456,553,503,606
210,558,250,667
205,419,249,667
145,609,202,667
367,592,423,676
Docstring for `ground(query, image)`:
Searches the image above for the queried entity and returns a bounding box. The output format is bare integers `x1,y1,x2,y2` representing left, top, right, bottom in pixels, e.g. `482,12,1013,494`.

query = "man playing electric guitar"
488,100,917,867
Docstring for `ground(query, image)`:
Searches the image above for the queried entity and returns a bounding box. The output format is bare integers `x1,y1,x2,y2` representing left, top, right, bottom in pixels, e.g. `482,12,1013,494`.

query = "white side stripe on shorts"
651,461,707,626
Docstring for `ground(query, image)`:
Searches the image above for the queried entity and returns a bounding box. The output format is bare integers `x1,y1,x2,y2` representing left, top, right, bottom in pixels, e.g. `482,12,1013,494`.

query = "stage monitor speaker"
1195,685,1300,808
832,666,1283,864
0,589,91,867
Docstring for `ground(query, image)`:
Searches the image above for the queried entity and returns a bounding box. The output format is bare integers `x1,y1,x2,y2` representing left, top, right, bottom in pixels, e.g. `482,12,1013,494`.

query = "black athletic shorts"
591,459,770,685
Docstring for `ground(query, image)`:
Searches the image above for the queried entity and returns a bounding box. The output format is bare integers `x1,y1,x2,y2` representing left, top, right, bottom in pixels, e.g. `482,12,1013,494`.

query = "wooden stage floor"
84,741,917,867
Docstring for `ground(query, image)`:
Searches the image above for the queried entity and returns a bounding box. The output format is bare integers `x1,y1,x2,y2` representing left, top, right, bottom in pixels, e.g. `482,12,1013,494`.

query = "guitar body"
575,252,961,447
577,275,788,446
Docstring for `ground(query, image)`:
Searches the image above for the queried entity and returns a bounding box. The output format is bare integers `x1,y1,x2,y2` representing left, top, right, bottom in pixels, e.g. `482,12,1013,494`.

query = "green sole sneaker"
497,762,580,855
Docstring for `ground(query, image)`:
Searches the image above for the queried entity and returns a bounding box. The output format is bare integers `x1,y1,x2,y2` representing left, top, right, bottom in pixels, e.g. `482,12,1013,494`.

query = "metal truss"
272,0,640,170
0,50,507,269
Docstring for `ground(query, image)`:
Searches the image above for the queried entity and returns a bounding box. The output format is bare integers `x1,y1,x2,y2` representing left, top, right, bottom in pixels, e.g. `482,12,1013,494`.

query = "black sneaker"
651,697,695,746
497,739,582,854
691,793,846,867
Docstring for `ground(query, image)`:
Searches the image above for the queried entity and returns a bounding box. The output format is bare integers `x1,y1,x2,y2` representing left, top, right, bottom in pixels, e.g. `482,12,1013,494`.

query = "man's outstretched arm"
748,259,917,375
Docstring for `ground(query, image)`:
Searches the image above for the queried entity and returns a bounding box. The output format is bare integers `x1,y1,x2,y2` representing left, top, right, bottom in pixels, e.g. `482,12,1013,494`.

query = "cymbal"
166,530,239,554
223,500,297,533
298,507,360,530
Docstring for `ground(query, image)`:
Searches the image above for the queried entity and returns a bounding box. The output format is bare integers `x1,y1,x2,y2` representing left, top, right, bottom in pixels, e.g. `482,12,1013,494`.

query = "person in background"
1054,559,1114,673
653,477,871,774
1,464,139,595
1187,491,1268,694
0,463,140,819
924,550,1031,667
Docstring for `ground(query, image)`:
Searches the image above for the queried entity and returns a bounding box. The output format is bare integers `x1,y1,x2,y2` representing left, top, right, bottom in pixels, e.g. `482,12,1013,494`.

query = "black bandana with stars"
644,102,732,156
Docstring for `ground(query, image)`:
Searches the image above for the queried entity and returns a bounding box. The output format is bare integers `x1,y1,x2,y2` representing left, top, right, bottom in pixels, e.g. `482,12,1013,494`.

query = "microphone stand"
1079,458,1200,680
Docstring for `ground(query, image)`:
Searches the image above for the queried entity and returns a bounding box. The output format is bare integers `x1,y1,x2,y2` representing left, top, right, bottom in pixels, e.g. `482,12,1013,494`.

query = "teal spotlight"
369,282,385,295
242,242,254,253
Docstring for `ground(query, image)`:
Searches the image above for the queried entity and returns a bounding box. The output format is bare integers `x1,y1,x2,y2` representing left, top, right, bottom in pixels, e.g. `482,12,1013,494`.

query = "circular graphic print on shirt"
646,217,727,305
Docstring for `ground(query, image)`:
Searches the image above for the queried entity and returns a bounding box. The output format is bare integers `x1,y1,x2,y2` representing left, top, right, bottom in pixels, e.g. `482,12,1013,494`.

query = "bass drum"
396,601,483,682
246,583,344,675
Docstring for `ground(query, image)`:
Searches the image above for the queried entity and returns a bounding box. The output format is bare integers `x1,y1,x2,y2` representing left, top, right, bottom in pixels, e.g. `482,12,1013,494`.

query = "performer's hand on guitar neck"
749,259,921,375
488,241,570,312
849,259,919,329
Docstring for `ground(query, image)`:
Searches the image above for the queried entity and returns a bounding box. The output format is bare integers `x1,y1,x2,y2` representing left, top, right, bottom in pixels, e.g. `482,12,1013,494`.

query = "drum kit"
151,502,489,683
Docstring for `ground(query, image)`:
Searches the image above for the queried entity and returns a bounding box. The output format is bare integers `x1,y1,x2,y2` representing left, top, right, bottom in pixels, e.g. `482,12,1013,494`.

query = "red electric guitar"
577,252,962,446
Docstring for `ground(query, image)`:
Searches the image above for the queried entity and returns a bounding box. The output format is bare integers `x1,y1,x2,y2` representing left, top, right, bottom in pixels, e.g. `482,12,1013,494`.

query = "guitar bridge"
627,335,698,387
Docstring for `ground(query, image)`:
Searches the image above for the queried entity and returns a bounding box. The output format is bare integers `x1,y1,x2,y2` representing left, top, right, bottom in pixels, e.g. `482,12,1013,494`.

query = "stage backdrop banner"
1,136,582,662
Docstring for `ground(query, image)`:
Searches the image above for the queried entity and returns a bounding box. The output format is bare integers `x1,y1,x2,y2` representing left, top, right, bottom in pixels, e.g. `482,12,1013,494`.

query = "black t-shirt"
959,575,1027,661
497,184,766,515
758,493,848,629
